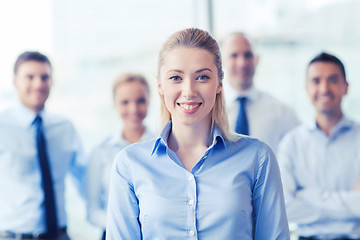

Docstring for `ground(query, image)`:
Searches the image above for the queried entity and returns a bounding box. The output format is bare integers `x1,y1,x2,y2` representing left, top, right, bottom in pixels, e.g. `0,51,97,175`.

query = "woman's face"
114,81,149,129
158,47,222,128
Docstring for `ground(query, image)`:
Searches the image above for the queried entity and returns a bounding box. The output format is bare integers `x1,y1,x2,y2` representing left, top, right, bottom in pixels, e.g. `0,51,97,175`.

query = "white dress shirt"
0,103,87,234
225,84,300,152
86,127,154,228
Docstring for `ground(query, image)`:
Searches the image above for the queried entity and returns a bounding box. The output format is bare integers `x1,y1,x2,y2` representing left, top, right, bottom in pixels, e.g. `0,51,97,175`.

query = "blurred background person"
0,51,87,240
221,32,300,152
278,52,360,240
86,73,154,240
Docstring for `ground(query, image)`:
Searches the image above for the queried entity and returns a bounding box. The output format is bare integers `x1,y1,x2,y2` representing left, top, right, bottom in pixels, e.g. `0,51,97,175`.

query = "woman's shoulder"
225,135,275,163
226,135,269,150
109,137,158,182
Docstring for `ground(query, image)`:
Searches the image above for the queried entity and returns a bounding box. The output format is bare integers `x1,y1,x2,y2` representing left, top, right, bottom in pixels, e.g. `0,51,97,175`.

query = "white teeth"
181,104,199,110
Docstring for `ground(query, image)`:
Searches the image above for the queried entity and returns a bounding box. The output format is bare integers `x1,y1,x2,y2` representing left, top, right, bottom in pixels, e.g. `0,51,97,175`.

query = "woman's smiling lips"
178,102,202,114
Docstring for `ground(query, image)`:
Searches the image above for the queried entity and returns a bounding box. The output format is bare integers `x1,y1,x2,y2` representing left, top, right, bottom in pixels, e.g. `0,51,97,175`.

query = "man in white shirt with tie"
221,32,299,152
0,51,87,240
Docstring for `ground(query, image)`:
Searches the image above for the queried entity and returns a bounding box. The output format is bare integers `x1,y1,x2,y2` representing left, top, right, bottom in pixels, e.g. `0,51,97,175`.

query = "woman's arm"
253,144,290,240
106,150,142,239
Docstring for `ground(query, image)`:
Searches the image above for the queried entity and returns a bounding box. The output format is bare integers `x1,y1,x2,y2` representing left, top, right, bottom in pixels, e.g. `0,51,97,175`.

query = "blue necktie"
34,115,58,238
235,97,249,135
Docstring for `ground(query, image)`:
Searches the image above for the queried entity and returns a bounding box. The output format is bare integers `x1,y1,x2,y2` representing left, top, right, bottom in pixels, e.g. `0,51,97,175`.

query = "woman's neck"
168,119,212,171
122,124,145,144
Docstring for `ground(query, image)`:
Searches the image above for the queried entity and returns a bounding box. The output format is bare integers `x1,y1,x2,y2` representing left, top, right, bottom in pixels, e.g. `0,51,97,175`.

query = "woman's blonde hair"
157,28,237,141
112,73,149,99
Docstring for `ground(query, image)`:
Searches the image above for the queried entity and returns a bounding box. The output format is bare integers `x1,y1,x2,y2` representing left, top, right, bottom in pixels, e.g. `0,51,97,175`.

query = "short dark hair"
308,52,346,82
14,51,52,74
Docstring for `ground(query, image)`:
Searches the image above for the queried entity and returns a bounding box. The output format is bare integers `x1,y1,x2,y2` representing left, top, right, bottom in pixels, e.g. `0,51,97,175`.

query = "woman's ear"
157,76,164,95
216,81,223,94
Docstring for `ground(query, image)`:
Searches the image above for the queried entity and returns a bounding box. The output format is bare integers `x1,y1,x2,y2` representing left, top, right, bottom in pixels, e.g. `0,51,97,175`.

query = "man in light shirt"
221,32,299,152
278,52,360,240
0,51,87,240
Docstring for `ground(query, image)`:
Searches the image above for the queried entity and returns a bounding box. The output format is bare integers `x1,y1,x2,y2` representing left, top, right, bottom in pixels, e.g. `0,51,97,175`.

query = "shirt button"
189,230,195,236
189,200,194,205
188,175,194,181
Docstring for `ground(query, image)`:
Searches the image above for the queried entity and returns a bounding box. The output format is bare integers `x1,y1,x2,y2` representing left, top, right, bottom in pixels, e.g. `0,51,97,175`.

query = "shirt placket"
185,151,210,239
186,171,197,239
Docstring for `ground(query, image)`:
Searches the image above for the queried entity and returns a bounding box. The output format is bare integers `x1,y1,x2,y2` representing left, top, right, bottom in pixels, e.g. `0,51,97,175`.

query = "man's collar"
224,83,259,103
237,86,259,102
14,103,45,128
307,115,354,135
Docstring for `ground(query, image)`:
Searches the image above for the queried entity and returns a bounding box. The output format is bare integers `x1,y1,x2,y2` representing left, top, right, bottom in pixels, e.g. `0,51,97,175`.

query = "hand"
354,179,360,191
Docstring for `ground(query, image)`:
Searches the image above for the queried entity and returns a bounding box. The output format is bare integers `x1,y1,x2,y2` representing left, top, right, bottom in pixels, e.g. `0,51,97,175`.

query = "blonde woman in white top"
86,73,154,240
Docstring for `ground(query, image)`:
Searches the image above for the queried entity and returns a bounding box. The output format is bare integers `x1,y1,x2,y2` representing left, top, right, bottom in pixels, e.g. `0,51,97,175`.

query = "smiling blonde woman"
106,28,290,240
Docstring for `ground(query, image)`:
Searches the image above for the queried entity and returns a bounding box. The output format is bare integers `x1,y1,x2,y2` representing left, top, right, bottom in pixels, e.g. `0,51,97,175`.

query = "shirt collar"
211,125,227,149
307,115,354,135
151,121,226,155
108,131,127,146
151,121,172,155
13,103,45,129
108,127,153,146
225,84,260,104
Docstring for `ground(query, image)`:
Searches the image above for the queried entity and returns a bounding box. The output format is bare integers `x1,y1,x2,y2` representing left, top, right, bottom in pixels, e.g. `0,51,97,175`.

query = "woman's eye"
121,100,129,105
197,75,209,81
170,76,181,81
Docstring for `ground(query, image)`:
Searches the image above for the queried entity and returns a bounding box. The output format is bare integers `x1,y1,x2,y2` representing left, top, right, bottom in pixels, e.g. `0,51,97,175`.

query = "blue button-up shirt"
106,121,289,239
0,104,87,234
278,116,360,239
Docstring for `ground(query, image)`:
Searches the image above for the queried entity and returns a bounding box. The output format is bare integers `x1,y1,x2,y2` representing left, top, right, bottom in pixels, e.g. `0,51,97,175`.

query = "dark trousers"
101,230,106,240
299,236,360,240
0,228,69,240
